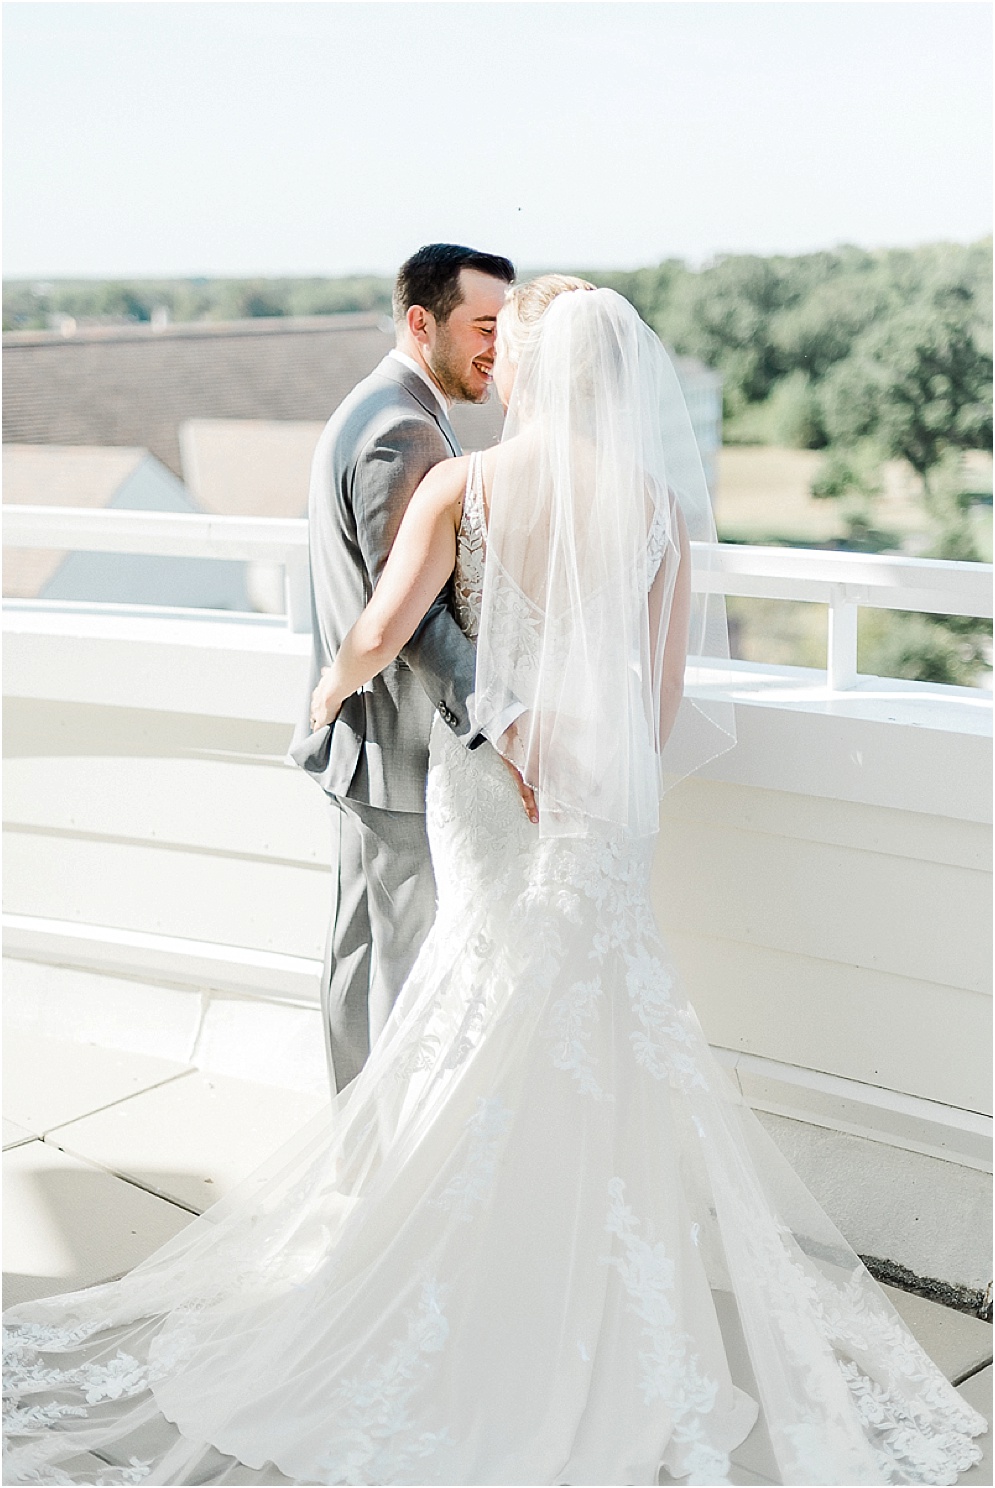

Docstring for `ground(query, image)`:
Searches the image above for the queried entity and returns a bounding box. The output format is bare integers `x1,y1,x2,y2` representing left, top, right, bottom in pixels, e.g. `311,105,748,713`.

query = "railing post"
284,551,312,634
827,587,859,690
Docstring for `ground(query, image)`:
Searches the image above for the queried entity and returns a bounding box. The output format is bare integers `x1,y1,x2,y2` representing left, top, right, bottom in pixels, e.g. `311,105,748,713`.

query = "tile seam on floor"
954,1358,995,1388
36,1066,197,1136
36,1140,206,1218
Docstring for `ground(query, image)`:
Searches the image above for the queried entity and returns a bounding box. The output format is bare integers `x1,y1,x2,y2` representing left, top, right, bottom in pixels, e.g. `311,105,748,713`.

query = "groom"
290,243,517,1093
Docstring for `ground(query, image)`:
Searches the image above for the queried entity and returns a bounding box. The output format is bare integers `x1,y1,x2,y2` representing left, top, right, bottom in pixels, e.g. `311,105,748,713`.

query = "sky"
2,0,992,280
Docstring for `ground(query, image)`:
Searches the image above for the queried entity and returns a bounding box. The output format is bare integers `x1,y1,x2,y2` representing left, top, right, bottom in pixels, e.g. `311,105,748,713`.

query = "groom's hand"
310,666,342,732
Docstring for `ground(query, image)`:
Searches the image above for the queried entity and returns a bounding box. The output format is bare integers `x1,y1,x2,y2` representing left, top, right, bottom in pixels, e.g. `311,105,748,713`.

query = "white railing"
694,543,994,690
4,505,993,690
2,505,313,630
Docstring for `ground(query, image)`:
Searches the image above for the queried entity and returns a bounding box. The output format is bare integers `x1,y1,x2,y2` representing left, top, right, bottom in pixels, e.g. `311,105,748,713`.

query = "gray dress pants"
320,796,437,1093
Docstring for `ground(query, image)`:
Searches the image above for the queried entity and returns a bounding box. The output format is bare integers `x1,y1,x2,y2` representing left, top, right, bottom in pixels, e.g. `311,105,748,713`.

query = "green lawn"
714,446,992,559
714,447,992,685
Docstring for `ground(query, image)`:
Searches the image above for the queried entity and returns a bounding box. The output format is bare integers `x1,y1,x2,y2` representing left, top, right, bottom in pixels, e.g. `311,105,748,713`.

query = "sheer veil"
475,287,736,840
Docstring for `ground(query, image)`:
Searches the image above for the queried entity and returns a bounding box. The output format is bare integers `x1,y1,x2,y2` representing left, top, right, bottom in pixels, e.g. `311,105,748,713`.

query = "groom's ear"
407,304,435,345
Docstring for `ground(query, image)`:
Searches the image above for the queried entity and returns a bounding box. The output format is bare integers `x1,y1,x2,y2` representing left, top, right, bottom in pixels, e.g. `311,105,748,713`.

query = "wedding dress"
3,449,987,1488
4,292,987,1486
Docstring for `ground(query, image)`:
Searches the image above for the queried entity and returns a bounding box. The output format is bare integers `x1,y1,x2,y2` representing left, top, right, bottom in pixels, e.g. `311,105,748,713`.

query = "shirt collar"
388,348,452,416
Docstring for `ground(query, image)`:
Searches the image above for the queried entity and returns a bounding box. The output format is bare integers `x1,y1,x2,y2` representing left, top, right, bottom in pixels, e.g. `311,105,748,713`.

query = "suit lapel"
374,356,462,456
435,407,462,458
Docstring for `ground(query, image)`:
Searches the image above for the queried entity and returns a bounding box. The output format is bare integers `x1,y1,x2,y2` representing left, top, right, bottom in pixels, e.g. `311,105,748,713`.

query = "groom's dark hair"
393,244,515,325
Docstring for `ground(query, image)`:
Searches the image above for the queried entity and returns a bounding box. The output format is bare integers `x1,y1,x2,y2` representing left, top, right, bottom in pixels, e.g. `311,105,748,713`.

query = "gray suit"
289,356,481,1091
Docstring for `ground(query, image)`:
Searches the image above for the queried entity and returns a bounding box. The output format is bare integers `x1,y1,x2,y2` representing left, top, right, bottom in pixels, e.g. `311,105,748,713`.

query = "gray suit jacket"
289,356,480,811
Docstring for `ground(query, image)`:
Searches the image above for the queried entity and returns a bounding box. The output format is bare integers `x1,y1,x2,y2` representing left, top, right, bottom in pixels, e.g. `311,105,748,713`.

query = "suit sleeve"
351,416,482,747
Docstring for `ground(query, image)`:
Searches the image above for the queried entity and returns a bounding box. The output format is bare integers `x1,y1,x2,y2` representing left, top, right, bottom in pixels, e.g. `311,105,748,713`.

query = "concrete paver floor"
882,1282,993,1384
47,1065,326,1211
3,1028,991,1486
2,1118,36,1151
3,1138,192,1308
3,1025,192,1135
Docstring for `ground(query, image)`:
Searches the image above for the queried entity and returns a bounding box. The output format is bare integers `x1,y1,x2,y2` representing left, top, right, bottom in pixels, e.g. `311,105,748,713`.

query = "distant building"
178,418,328,612
2,444,251,610
673,358,723,495
179,419,324,521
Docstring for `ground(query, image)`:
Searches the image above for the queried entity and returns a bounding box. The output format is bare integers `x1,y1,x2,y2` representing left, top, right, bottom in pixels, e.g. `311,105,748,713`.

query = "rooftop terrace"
2,504,992,1476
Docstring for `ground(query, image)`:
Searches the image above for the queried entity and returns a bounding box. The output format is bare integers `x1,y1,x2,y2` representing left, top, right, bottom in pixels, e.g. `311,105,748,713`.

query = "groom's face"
426,269,509,404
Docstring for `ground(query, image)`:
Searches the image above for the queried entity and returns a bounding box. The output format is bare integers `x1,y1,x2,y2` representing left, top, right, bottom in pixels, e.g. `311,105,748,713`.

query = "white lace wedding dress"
3,456,987,1487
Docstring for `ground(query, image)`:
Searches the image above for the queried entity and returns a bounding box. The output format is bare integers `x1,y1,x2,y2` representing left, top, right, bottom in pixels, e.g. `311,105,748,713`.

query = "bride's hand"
309,667,344,732
496,716,539,824
498,755,539,825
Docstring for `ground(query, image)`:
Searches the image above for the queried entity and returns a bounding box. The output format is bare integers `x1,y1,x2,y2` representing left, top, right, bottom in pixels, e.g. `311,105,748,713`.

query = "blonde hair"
498,274,597,363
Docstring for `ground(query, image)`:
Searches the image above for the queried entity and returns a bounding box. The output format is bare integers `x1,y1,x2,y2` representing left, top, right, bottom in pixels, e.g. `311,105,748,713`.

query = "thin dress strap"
463,450,485,525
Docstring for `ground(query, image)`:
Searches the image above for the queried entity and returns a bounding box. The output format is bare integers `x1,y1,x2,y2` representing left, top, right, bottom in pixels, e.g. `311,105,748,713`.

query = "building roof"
2,315,394,477
2,312,714,523
2,313,506,477
180,420,325,520
178,400,515,522
2,443,148,507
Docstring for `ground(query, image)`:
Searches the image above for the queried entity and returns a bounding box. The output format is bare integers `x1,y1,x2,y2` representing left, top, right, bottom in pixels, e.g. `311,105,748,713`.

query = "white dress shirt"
388,349,452,418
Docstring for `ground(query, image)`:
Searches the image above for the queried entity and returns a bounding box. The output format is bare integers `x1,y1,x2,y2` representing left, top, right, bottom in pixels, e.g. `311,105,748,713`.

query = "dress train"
2,724,986,1486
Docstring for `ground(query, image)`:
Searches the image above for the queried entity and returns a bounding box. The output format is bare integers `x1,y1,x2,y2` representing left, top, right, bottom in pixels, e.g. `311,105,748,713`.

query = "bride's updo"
497,273,597,364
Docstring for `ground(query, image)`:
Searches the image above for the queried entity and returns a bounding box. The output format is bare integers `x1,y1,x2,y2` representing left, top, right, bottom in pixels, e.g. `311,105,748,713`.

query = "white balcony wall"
2,515,991,1293
5,607,987,1118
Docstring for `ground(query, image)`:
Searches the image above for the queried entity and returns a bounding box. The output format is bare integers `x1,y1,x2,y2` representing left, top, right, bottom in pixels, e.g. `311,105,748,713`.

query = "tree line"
6,240,990,496
588,239,992,507
1,275,394,330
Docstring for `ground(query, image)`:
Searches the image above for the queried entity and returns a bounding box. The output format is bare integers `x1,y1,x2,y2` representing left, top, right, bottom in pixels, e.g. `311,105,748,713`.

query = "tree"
665,254,791,407
771,266,884,384
869,287,993,488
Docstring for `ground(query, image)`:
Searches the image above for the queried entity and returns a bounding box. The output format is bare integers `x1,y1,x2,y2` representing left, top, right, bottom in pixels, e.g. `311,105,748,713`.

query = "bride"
3,281,986,1488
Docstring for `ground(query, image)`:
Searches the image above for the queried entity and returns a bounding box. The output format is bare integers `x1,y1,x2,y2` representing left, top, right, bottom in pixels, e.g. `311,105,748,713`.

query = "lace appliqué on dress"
316,1281,453,1484
601,1178,731,1487
453,452,487,643
548,976,612,1102
645,492,677,593
432,1097,513,1223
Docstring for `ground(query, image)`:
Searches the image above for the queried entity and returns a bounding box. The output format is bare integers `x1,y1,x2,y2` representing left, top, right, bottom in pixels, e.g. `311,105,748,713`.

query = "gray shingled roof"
2,312,505,477
1,314,395,476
